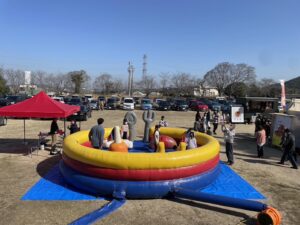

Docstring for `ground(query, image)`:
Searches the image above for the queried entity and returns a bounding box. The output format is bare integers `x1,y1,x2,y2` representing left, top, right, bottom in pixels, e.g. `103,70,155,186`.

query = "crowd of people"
48,110,298,170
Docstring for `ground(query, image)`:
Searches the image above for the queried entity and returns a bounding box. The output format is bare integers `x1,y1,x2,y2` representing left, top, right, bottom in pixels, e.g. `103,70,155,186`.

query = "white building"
193,86,219,97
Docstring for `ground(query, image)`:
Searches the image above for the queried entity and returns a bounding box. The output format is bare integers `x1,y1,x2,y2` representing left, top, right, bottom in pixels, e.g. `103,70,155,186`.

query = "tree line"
0,62,281,97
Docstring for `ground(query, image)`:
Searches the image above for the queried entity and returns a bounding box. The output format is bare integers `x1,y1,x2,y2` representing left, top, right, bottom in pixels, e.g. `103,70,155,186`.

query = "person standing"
256,125,266,158
159,116,168,127
212,111,219,134
68,120,79,134
278,129,298,169
153,125,160,152
195,110,201,122
89,118,105,149
222,123,236,165
199,116,206,133
194,118,201,132
49,119,59,155
121,119,129,139
264,119,271,144
206,110,211,129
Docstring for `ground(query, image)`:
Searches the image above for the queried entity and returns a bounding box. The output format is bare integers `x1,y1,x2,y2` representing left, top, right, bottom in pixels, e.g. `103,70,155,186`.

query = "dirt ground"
0,110,299,225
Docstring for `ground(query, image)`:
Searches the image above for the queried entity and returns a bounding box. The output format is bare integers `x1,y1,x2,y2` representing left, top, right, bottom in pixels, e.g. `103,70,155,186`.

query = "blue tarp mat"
201,163,265,199
22,140,265,200
21,163,265,201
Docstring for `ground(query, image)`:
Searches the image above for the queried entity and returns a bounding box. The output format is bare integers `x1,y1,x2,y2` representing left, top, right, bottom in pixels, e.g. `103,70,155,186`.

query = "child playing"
159,116,168,127
121,119,129,139
187,131,197,149
154,125,160,152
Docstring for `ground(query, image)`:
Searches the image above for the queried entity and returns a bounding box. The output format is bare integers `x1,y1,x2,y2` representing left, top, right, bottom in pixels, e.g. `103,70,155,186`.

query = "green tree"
224,82,247,97
69,70,88,94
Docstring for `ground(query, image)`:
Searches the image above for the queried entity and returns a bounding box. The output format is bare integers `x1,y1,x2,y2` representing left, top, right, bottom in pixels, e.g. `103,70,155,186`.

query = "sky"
0,0,300,81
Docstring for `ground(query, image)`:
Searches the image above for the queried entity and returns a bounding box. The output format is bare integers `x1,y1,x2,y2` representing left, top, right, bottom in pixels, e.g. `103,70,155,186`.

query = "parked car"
199,98,222,112
68,97,82,105
90,99,100,110
68,104,92,121
84,94,93,102
208,101,222,112
122,97,135,110
133,97,141,106
189,100,209,111
140,99,152,110
6,95,27,105
172,99,188,111
106,98,118,110
52,96,65,103
153,98,163,109
157,100,171,111
0,98,10,107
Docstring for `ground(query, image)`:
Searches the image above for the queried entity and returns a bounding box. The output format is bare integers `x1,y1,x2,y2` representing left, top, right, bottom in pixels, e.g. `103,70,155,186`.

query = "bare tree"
31,70,47,90
113,78,124,94
230,63,256,84
94,73,114,94
68,70,88,94
159,73,170,90
258,78,278,97
204,62,256,96
137,74,156,96
171,72,195,96
3,69,25,94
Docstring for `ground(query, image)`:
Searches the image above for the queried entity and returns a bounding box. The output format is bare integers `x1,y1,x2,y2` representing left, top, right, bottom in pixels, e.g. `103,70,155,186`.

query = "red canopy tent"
0,91,80,142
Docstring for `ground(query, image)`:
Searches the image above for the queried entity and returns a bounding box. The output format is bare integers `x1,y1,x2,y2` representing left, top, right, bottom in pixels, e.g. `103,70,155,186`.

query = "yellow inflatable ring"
63,127,220,170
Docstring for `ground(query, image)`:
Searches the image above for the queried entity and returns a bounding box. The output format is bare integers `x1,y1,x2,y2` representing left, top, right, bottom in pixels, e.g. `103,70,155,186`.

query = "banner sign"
231,106,244,123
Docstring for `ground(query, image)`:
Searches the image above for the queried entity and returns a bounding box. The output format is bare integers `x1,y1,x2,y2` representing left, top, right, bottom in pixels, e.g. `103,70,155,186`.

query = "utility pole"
143,54,147,77
127,62,135,96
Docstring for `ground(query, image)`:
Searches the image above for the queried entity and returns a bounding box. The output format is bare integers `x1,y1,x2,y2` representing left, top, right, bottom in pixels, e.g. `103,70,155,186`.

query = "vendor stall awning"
0,91,79,118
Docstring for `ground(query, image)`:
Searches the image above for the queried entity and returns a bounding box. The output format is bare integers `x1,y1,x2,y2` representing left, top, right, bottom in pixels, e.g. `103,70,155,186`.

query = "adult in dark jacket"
89,118,105,149
195,110,200,122
49,119,59,155
278,129,298,169
68,120,79,134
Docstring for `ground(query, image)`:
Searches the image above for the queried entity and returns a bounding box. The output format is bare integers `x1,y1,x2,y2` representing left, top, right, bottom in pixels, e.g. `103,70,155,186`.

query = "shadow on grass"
0,138,40,155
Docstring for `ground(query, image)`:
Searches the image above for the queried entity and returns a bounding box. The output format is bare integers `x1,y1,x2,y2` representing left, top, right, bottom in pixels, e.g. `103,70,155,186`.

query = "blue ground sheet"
21,141,265,201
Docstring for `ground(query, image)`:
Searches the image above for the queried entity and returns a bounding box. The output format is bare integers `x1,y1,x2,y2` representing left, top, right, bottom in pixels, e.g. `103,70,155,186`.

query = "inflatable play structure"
60,127,281,225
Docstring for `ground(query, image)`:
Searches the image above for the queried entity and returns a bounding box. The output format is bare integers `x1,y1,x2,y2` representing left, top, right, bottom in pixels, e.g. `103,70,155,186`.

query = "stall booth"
271,113,295,148
287,99,300,151
0,91,80,154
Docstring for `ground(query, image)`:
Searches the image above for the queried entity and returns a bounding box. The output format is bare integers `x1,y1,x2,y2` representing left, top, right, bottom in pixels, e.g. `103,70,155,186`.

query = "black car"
0,98,10,107
157,101,171,111
68,104,92,121
106,98,117,110
172,99,188,111
68,97,82,105
6,95,27,105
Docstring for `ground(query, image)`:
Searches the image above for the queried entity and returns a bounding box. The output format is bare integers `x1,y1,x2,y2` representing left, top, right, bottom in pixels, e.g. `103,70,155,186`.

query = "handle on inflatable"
158,142,165,153
177,142,186,151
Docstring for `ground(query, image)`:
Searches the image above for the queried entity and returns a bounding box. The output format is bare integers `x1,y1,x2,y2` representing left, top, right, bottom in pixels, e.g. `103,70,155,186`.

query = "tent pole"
23,119,26,144
64,118,66,138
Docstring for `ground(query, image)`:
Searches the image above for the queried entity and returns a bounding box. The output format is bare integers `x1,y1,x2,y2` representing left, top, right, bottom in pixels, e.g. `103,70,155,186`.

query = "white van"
122,97,135,110
85,94,93,102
